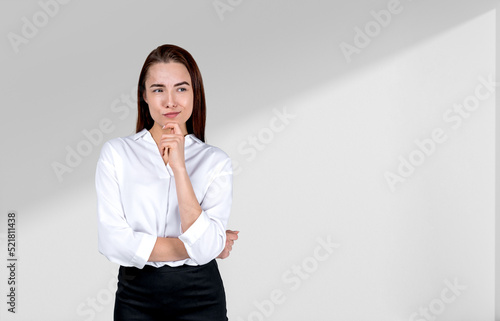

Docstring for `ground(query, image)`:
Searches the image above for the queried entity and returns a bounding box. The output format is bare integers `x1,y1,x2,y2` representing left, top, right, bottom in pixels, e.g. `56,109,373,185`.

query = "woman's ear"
142,91,148,104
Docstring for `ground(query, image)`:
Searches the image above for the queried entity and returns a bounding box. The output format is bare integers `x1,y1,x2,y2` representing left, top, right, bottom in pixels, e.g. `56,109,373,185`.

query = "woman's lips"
164,112,180,118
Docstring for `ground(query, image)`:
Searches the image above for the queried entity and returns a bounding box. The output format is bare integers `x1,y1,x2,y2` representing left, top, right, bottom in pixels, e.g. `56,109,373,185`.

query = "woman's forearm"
148,237,189,262
173,167,203,232
147,167,202,263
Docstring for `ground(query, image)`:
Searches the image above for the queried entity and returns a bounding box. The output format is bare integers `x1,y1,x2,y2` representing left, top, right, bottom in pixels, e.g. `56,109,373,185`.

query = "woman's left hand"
217,230,239,259
159,122,186,170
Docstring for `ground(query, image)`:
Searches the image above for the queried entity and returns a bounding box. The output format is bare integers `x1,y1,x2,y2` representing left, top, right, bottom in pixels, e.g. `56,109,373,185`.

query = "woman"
95,44,238,320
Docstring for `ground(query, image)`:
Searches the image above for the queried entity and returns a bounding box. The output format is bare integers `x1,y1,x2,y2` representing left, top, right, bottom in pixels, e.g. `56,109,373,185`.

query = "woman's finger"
162,122,182,134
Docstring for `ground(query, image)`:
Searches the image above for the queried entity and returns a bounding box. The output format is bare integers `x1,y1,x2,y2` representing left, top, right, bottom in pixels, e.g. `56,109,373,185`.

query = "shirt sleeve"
178,156,233,265
95,142,157,269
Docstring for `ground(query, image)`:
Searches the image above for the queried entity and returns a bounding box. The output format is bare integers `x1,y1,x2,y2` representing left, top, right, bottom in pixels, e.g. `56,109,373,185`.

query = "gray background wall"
0,0,497,320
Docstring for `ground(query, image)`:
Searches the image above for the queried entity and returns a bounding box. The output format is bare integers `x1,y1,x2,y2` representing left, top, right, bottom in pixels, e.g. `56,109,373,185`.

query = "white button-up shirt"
95,128,233,268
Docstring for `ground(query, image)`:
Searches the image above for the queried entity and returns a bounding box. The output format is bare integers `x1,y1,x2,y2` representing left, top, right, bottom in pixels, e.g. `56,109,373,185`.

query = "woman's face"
143,62,194,135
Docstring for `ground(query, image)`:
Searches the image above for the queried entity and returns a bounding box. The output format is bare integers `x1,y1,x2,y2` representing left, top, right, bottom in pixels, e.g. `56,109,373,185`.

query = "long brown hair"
136,44,206,142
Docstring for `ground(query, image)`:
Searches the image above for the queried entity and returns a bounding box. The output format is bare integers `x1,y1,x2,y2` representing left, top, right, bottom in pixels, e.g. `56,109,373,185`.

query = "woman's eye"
153,89,163,93
177,87,187,92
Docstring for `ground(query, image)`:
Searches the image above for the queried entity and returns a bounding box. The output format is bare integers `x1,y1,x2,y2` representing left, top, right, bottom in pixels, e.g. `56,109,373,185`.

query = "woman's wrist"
172,166,188,176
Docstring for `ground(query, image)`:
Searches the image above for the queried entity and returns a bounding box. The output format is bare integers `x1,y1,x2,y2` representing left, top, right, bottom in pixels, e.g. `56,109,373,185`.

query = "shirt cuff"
178,210,211,247
130,233,157,269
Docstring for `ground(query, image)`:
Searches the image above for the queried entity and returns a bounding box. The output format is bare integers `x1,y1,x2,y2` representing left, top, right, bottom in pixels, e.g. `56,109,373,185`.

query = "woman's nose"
164,90,176,107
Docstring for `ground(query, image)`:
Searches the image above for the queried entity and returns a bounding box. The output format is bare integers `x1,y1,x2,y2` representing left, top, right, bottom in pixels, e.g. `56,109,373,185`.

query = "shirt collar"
132,128,198,147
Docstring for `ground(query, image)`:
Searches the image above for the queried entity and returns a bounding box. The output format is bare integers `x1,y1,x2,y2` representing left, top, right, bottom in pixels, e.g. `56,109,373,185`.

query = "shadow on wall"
207,0,497,124
495,2,499,320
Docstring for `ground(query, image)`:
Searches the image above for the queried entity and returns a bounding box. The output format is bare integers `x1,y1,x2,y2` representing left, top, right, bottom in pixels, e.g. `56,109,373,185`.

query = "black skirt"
114,259,228,321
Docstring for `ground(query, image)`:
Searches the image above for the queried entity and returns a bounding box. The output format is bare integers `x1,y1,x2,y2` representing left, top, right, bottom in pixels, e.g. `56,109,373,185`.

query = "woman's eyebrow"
149,82,190,88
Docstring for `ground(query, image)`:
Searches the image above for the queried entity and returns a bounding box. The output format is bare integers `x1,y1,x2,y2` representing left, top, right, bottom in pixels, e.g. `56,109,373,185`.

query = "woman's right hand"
217,230,239,259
